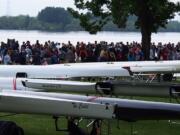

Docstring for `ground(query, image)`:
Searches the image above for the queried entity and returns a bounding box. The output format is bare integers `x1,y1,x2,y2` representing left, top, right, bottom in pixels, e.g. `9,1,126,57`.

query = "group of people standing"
1,39,180,65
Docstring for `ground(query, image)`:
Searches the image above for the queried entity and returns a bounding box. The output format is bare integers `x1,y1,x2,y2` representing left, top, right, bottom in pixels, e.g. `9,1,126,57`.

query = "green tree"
38,7,72,25
68,0,180,60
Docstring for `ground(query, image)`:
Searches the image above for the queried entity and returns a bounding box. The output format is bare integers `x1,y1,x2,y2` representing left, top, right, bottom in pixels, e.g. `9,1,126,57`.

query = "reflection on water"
0,30,180,44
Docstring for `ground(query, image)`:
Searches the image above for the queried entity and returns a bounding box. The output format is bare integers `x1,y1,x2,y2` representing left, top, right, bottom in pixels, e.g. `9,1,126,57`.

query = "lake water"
0,30,180,45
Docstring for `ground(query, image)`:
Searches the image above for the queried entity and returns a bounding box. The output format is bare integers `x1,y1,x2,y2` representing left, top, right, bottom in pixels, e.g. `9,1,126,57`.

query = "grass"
1,97,180,135
0,114,60,135
1,114,180,135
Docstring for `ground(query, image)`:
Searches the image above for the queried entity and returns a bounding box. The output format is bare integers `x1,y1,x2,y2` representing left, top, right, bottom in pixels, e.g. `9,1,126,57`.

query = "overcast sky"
0,0,179,20
0,0,75,16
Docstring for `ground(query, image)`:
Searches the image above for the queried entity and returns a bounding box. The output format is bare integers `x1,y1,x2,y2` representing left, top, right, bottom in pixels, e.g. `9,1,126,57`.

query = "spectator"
79,42,87,62
3,51,12,64
1,39,180,66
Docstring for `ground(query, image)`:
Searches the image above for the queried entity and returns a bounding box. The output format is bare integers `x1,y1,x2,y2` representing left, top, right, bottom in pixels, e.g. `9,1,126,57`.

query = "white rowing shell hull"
2,90,180,120
23,79,96,92
0,64,129,78
64,60,180,73
0,77,176,98
0,90,114,119
22,79,175,97
0,60,179,79
65,60,180,68
0,77,40,91
0,77,96,93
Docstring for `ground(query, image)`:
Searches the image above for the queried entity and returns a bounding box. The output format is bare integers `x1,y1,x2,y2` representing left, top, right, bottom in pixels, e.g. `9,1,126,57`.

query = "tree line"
0,7,180,32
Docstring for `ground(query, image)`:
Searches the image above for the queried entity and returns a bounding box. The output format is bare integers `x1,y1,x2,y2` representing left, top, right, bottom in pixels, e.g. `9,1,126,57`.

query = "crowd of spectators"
1,39,180,65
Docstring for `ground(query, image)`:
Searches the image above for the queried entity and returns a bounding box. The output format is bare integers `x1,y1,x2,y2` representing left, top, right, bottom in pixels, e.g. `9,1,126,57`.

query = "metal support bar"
53,116,68,132
168,95,180,125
